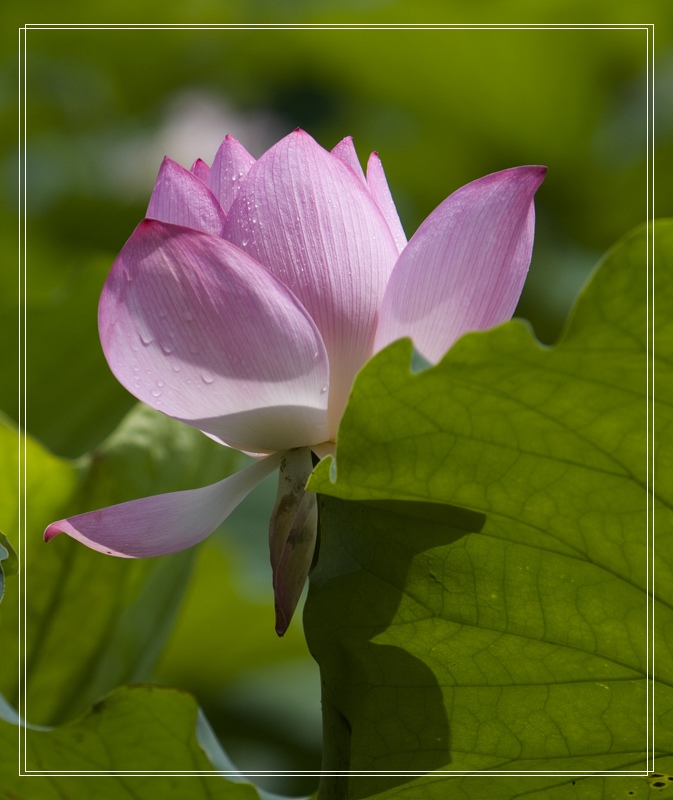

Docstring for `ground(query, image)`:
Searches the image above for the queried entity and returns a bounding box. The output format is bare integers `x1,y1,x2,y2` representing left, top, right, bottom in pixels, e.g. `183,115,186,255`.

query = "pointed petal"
224,129,399,436
191,158,211,183
99,220,330,453
374,166,547,363
147,157,226,237
44,453,284,558
208,135,256,215
366,151,407,254
268,448,317,635
331,136,366,184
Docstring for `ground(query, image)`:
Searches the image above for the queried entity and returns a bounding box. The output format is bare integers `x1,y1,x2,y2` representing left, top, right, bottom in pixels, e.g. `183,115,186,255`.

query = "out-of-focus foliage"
0,405,242,726
1,3,666,794
0,686,265,800
0,532,17,608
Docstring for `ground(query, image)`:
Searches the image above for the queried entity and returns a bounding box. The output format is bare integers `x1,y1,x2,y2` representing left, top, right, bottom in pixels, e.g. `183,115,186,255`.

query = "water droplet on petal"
150,388,162,398
171,362,181,373
140,332,153,346
201,371,214,385
320,383,328,394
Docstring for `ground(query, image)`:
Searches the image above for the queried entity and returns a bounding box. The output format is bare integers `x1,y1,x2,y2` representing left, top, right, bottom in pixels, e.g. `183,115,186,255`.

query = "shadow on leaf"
305,495,485,799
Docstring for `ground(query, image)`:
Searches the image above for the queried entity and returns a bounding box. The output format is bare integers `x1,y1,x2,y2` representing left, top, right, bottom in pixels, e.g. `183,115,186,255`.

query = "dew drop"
201,371,214,385
161,341,174,354
320,383,328,394
139,332,153,346
150,388,162,398
156,380,165,388
171,362,182,373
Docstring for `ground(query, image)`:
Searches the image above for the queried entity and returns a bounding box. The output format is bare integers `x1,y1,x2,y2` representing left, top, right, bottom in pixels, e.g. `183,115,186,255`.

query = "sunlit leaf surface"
0,686,263,799
306,222,670,797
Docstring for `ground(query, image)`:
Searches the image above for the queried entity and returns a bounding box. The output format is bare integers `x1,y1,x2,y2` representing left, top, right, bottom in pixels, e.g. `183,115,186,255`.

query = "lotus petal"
331,136,366,184
147,157,226,237
99,219,330,453
44,452,284,558
190,158,211,183
208,134,256,215
366,151,407,255
374,166,547,362
224,129,399,436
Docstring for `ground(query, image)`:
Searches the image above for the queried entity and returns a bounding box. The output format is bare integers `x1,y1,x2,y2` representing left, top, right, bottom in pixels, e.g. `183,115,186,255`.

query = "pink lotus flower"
45,130,545,634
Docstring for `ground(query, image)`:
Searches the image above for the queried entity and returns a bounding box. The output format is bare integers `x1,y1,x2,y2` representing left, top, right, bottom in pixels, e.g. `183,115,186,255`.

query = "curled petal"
44,453,284,558
331,136,366,184
224,129,399,436
99,220,330,453
268,448,318,635
147,158,226,237
208,134,256,215
366,152,407,255
374,166,547,362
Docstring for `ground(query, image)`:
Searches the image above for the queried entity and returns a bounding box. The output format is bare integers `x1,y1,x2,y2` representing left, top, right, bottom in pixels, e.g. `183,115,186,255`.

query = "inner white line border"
16,21,656,783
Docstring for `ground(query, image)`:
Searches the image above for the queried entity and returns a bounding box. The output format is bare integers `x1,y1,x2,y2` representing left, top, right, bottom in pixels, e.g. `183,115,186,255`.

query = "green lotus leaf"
305,222,670,798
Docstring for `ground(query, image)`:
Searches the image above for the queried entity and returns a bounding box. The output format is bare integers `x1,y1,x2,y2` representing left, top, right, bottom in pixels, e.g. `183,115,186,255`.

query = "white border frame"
16,21,656,785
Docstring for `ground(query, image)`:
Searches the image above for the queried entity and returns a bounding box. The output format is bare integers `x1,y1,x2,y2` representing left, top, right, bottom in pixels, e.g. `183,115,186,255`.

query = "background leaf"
0,532,17,608
0,403,241,726
305,221,668,796
0,686,265,800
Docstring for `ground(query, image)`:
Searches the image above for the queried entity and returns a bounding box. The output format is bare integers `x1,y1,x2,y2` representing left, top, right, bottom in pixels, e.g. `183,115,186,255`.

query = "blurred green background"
1,2,670,795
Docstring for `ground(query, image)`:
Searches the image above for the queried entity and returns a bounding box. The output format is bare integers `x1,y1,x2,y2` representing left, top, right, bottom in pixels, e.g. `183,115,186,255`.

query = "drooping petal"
147,157,226,237
44,452,284,558
374,166,547,363
99,220,330,453
208,134,256,215
268,448,318,636
366,151,407,254
224,129,399,436
331,136,366,184
190,158,211,183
